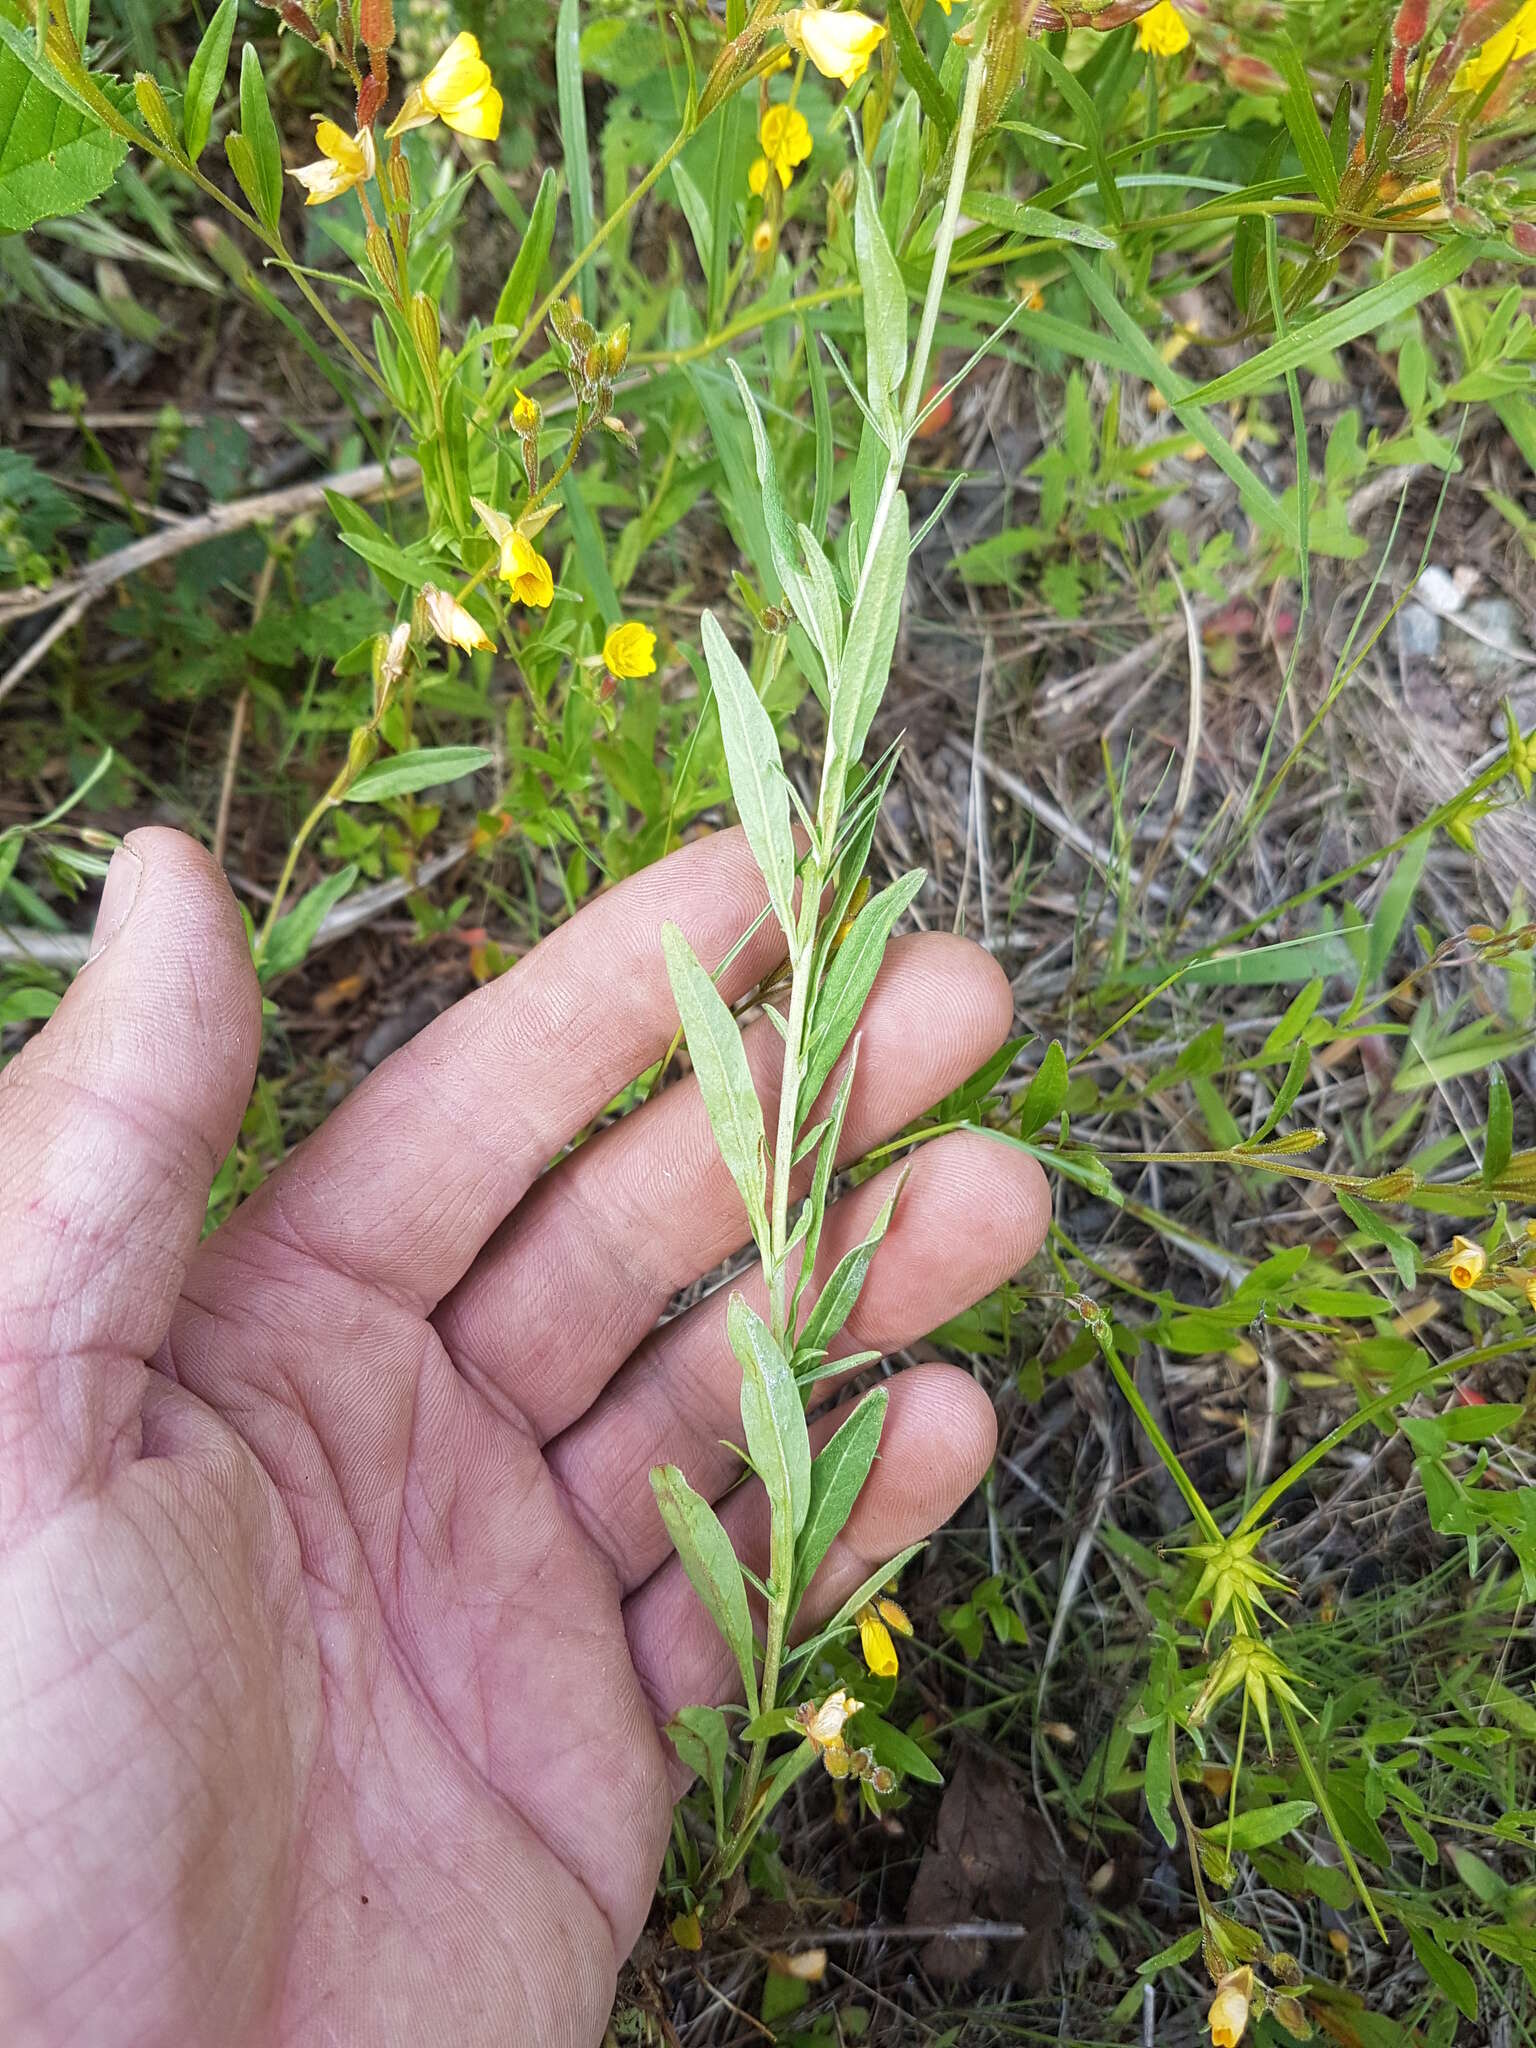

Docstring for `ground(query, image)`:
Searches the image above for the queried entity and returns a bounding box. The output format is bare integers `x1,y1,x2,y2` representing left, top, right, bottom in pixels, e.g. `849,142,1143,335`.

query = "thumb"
0,828,259,1514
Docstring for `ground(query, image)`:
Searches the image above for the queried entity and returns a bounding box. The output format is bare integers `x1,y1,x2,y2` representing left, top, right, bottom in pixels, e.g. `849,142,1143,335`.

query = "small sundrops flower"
501,530,554,608
856,1595,913,1678
786,7,886,87
1456,0,1536,92
421,583,492,654
758,104,813,188
1137,0,1191,55
288,120,377,206
510,389,541,435
387,31,503,140
602,621,657,679
1449,1235,1486,1289
1207,1966,1254,2048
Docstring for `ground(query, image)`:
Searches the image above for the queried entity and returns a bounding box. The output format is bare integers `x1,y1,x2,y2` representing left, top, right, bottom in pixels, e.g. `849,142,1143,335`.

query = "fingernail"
87,842,145,965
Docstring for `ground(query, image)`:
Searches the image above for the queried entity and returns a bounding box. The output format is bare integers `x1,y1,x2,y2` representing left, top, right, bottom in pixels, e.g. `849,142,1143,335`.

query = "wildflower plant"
651,42,995,1893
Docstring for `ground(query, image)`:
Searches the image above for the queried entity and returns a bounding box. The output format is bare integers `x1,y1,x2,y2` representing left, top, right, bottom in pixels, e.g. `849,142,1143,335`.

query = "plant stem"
253,791,333,960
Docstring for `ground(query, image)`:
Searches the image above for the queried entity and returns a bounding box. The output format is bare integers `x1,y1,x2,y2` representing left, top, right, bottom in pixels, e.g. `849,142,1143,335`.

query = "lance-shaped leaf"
728,1295,811,1541
826,488,909,805
668,1704,731,1844
727,362,842,677
795,1178,901,1372
231,43,282,232
652,1466,758,1716
790,1387,887,1618
789,1049,859,1332
699,611,797,940
662,923,770,1252
183,0,237,160
798,869,925,1121
854,150,907,428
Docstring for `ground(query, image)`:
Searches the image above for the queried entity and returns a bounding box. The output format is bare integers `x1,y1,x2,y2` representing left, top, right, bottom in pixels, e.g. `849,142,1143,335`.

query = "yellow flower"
287,120,377,206
795,1687,862,1751
759,104,813,188
420,583,492,653
787,7,886,88
387,31,503,140
511,389,540,435
1456,0,1536,92
751,218,775,255
1449,1235,1486,1290
1136,0,1191,56
748,156,771,197
602,621,657,678
501,530,554,608
1525,1272,1536,1311
856,1595,913,1678
1208,1966,1253,2048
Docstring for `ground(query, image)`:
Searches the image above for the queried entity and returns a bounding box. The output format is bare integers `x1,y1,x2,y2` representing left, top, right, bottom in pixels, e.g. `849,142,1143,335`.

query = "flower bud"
364,226,397,292
604,321,631,376
390,149,411,210
359,0,395,52
409,291,441,372
134,72,180,150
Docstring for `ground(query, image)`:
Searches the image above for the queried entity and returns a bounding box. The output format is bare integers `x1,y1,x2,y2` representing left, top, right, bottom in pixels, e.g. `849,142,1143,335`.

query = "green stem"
1088,1317,1223,1543
252,791,333,961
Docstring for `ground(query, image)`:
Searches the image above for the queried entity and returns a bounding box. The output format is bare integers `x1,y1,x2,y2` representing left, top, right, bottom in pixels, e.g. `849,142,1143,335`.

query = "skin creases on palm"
0,826,1046,2047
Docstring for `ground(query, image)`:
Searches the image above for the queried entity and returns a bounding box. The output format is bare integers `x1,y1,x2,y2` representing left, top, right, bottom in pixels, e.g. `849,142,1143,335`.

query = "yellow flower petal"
748,155,770,197
388,31,502,139
857,1604,899,1678
1136,0,1190,56
1207,1967,1253,2048
875,1595,912,1637
421,582,492,653
287,122,376,205
500,530,554,609
602,621,657,679
511,390,540,435
789,8,886,88
1448,1235,1486,1290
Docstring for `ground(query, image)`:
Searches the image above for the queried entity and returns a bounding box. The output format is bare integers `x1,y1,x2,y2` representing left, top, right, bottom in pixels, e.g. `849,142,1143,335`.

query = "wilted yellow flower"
856,1595,912,1678
501,529,554,608
1456,0,1536,92
420,583,492,653
751,219,775,255
511,389,540,435
786,7,886,87
759,104,812,188
388,31,503,139
1208,1966,1253,2048
795,1688,862,1764
602,621,657,678
1449,1235,1486,1290
288,120,377,206
1137,0,1190,55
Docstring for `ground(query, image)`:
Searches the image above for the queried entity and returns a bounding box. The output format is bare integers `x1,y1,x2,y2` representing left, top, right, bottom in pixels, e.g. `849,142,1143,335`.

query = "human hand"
0,826,1047,2046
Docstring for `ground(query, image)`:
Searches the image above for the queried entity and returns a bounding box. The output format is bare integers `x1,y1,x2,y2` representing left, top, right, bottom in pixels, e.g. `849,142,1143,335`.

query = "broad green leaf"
0,39,126,231
963,188,1114,250
699,611,796,938
258,863,358,978
234,42,282,231
1408,1929,1478,2023
668,1704,730,1845
795,1182,899,1370
728,1295,811,1540
1485,1066,1513,1186
183,0,237,160
826,488,909,806
661,923,770,1249
493,165,556,357
853,1712,943,1785
798,869,925,1119
1221,1798,1317,1851
882,86,920,245
789,1388,887,1616
347,746,493,802
651,1465,759,1714
555,0,595,318
854,151,907,426
1017,1039,1068,1139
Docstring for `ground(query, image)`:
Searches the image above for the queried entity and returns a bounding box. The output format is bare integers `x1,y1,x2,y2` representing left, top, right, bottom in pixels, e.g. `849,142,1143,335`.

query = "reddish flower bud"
355,64,387,131
1511,221,1536,259
278,0,320,44
1392,0,1427,49
359,0,394,51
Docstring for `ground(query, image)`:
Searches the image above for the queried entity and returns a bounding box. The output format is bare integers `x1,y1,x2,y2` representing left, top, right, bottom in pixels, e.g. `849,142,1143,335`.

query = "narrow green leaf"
806,321,834,543
258,864,359,978
1243,1040,1311,1146
651,1465,759,1714
1336,1191,1416,1289
1276,39,1340,209
1143,1721,1176,1848
493,165,556,356
798,869,925,1119
668,1704,730,1844
346,746,493,802
1017,1039,1068,1139
790,1388,887,1616
728,1295,811,1540
183,0,237,160
790,1052,859,1332
853,151,907,426
727,361,838,680
796,1184,899,1372
1363,830,1429,989
886,0,954,139
1407,1929,1478,2023
555,0,596,318
856,1713,943,1785
788,1539,926,1677
1026,41,1122,228
1222,1798,1317,1851
699,610,797,938
662,922,770,1249
1260,977,1324,1058
827,487,909,799
235,42,282,231
1485,1065,1513,1186
963,188,1114,249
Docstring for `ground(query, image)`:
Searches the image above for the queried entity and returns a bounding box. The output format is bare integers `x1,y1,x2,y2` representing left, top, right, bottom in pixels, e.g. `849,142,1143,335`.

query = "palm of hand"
0,830,1045,2047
